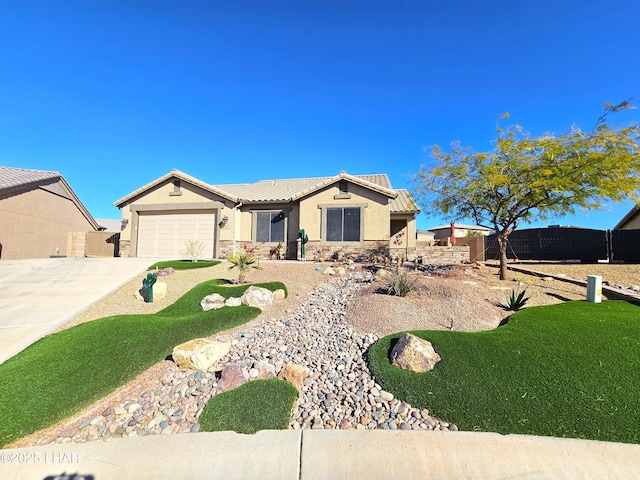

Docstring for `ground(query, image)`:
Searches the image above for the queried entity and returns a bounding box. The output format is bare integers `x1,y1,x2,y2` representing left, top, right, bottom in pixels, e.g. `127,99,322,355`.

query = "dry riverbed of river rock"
50,271,455,446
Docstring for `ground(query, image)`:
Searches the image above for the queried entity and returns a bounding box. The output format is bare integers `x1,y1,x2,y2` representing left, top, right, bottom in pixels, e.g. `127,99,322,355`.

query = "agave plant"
226,251,263,284
502,278,533,311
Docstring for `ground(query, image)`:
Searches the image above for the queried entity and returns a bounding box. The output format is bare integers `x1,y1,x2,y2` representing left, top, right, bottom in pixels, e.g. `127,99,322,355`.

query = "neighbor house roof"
613,204,640,230
0,166,100,230
0,166,61,193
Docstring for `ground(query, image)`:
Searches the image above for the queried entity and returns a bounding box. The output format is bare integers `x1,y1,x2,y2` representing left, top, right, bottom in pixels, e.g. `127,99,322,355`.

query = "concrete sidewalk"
2,430,640,479
0,257,157,364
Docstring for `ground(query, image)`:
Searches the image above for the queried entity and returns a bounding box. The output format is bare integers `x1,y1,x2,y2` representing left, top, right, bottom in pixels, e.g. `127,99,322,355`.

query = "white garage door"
137,211,216,258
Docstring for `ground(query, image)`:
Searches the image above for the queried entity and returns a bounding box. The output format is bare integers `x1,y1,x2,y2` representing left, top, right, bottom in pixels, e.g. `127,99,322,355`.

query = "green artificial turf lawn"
0,280,287,447
199,379,298,434
147,259,221,270
368,300,640,444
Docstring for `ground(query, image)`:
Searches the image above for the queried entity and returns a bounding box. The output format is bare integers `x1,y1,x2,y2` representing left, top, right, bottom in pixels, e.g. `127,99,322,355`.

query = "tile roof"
113,169,238,206
0,166,60,192
0,166,99,230
115,169,419,214
215,172,397,203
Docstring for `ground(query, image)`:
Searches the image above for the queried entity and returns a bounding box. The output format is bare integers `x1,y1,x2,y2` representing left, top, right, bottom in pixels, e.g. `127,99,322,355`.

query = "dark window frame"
252,210,287,244
320,204,366,243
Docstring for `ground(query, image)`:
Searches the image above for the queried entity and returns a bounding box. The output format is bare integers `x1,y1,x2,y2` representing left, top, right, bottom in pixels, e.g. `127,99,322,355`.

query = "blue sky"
2,0,639,231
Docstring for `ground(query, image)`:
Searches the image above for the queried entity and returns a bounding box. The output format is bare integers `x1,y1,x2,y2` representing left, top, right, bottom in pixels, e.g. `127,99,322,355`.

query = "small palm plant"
502,277,533,311
226,250,263,284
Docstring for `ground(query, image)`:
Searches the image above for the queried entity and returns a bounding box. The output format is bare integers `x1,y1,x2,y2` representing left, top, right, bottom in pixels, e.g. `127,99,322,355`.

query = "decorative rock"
241,286,274,309
273,289,286,300
154,282,168,300
225,296,242,307
390,333,441,373
253,361,276,379
323,267,336,276
336,267,346,275
59,428,76,438
380,390,394,402
278,363,310,391
200,293,226,311
172,338,231,370
217,363,249,392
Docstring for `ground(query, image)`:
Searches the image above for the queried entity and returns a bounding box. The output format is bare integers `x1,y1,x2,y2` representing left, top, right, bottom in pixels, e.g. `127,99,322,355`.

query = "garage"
136,211,216,258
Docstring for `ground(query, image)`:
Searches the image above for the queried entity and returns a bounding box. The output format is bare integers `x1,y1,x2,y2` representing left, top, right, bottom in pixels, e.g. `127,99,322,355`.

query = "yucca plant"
226,251,263,284
382,269,416,297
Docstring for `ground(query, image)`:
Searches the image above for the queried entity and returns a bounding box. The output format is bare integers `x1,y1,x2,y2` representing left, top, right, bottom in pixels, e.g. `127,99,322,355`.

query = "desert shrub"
182,239,205,262
381,269,416,297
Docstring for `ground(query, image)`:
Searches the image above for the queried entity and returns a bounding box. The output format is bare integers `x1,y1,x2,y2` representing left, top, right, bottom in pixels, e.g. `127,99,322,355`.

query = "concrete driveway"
0,257,157,364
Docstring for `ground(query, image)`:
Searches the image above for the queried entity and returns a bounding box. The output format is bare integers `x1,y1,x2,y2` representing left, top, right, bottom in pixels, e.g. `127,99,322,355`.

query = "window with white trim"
255,211,285,243
326,207,360,242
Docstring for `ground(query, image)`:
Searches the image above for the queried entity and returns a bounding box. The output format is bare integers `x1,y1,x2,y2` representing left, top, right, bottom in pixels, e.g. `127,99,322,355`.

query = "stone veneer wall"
415,246,469,264
302,240,389,262
119,239,131,258
217,240,235,259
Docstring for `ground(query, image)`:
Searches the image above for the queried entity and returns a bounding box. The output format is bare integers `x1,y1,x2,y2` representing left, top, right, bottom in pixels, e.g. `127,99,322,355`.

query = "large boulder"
278,363,310,391
201,293,226,311
172,338,231,370
241,286,273,309
217,363,249,392
390,333,441,373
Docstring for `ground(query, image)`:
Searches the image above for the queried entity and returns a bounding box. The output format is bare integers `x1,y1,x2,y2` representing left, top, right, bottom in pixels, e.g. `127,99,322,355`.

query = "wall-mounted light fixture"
219,215,229,228
121,218,129,230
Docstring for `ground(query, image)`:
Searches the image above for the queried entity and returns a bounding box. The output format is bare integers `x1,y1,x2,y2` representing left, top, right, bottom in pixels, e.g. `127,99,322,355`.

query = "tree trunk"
496,234,508,281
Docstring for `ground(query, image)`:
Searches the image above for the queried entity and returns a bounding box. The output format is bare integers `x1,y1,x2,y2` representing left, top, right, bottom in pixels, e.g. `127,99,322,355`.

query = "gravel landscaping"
9,259,640,447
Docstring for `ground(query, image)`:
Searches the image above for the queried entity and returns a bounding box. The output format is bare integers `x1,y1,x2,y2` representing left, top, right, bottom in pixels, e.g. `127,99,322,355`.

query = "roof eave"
613,204,640,230
113,170,238,207
290,171,397,201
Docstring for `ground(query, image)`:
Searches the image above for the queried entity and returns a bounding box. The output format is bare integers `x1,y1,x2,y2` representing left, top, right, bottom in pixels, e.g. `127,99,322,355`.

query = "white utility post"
586,275,603,303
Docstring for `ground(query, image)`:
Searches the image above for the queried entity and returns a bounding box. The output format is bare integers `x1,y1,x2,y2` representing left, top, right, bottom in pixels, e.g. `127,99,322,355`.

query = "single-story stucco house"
0,166,99,259
114,169,420,261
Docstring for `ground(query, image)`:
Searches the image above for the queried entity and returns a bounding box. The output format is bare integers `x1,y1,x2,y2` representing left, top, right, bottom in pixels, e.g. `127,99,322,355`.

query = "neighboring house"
114,169,420,261
416,229,436,244
95,218,123,232
0,166,99,259
613,204,640,230
428,222,493,240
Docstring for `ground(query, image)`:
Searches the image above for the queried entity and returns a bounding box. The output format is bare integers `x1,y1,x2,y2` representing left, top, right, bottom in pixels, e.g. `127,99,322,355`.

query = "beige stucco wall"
118,179,235,257
0,183,96,259
298,183,390,242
